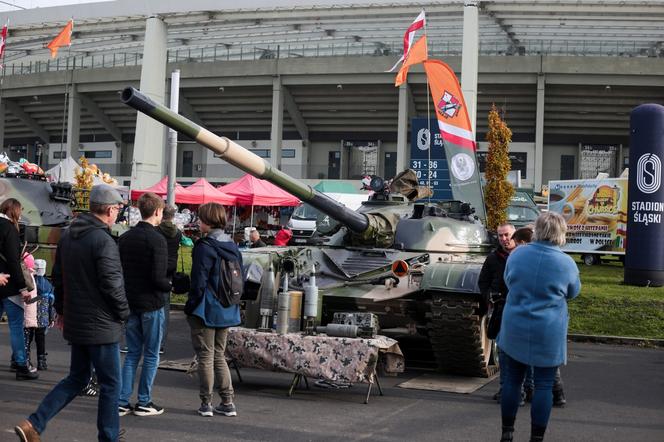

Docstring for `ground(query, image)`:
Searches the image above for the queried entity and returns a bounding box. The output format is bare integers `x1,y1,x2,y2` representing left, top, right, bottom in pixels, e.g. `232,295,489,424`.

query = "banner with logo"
625,103,664,286
549,178,628,254
423,60,485,222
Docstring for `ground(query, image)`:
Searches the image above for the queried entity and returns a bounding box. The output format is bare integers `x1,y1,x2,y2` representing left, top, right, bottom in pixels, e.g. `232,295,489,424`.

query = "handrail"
1,40,658,77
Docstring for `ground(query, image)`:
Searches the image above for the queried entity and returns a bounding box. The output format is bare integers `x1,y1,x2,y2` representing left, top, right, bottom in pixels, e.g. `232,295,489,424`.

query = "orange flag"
395,36,428,87
46,20,73,59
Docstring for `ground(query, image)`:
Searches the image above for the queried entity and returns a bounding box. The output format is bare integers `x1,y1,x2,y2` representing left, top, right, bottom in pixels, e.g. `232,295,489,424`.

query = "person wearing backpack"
185,202,242,418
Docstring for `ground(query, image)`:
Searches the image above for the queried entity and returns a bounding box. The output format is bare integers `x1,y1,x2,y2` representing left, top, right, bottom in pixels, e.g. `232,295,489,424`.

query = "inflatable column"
625,104,664,286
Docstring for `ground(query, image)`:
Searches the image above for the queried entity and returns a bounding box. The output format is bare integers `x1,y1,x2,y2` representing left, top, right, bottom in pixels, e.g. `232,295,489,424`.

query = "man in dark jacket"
118,192,171,418
156,205,182,352
15,184,129,442
478,223,515,403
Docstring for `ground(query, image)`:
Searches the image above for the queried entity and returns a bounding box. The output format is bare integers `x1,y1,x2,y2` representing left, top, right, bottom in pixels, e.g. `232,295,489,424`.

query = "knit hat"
23,253,35,270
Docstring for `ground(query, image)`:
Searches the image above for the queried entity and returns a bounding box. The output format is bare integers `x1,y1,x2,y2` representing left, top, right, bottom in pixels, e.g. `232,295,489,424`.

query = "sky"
0,0,111,12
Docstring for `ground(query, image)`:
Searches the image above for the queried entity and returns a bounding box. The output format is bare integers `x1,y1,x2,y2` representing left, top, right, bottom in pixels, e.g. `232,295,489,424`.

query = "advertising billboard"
548,178,628,254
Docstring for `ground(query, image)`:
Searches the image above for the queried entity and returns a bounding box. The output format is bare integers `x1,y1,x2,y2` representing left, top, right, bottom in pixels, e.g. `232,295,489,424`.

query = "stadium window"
251,149,271,158
282,149,296,158
83,150,113,159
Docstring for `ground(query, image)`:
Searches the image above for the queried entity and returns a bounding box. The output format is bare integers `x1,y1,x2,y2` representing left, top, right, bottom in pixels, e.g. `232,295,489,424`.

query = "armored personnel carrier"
122,87,498,377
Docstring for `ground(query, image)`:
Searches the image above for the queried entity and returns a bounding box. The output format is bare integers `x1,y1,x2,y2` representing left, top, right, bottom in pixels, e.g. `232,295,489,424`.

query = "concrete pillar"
67,85,81,159
132,16,168,189
396,83,409,174
461,1,479,135
535,74,545,192
0,100,5,152
270,76,284,170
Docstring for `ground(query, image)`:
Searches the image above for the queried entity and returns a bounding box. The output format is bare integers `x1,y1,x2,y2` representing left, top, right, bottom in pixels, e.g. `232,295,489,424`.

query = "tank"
122,87,498,377
0,177,75,276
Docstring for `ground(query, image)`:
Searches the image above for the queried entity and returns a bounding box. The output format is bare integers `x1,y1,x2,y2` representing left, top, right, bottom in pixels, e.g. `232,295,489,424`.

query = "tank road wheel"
426,293,499,378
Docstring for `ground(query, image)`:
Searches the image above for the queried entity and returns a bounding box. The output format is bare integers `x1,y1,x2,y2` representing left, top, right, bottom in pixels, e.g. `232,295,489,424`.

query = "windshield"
507,205,539,223
292,203,321,220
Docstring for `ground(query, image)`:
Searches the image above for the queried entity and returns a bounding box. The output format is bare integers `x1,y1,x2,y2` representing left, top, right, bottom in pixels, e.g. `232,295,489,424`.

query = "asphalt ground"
1,311,663,442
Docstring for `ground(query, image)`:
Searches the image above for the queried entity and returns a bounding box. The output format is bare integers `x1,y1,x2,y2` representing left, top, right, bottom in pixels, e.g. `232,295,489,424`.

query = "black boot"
16,364,39,380
37,355,48,371
500,425,514,442
530,424,546,441
553,388,566,407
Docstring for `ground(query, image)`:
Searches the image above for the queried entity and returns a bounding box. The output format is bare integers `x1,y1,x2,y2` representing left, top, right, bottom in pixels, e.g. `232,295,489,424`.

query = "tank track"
426,292,498,378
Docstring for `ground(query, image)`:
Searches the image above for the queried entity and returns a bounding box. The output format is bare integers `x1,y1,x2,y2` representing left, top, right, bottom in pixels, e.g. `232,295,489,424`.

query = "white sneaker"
133,402,164,416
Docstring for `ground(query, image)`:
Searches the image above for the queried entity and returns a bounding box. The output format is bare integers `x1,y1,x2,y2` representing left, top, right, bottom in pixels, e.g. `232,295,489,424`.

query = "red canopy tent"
130,176,185,200
178,178,236,205
220,174,300,206
220,174,300,229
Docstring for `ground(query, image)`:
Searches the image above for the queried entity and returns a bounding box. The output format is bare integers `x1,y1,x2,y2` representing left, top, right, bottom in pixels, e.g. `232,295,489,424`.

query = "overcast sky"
0,0,111,12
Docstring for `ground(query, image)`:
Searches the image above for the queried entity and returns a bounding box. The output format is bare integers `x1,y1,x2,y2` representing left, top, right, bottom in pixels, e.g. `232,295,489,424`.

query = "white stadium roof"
1,0,663,65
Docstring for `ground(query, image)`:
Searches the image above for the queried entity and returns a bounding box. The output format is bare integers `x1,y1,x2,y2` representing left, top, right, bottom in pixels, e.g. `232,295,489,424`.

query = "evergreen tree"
484,104,514,231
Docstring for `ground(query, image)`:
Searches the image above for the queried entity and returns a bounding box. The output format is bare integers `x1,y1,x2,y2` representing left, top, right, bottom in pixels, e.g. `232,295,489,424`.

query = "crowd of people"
2,183,581,442
8,185,243,442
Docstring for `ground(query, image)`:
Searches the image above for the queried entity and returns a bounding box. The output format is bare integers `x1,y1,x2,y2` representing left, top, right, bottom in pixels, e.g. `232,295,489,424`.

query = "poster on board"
548,178,627,254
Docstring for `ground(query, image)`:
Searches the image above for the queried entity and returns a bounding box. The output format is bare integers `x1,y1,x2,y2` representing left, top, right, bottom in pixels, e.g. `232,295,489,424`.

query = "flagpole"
423,10,432,201
57,44,72,183
0,21,8,155
57,19,75,183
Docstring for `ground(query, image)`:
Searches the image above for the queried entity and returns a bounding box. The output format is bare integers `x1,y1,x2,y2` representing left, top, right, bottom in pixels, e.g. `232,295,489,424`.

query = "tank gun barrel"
121,87,369,233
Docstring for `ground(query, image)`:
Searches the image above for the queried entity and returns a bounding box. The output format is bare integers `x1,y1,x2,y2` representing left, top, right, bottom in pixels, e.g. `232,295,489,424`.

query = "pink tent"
130,176,185,200
178,178,236,205
220,174,300,206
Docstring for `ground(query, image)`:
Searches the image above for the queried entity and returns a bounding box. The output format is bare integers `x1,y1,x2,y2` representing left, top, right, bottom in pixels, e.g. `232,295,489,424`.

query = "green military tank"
122,87,498,377
0,177,74,275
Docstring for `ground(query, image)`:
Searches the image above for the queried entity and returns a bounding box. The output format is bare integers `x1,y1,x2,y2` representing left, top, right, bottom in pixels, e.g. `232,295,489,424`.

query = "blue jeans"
161,293,170,349
1,298,27,365
28,343,121,442
500,351,557,429
120,309,164,406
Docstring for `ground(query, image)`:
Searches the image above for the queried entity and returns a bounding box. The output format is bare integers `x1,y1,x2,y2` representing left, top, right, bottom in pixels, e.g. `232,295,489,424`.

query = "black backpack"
209,254,244,308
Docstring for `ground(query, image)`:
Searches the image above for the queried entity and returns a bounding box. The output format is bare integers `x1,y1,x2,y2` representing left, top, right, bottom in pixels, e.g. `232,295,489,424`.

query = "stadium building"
1,0,663,190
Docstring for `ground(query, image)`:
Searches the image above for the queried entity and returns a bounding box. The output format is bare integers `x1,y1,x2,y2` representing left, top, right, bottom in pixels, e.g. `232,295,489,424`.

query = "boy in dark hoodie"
157,205,182,352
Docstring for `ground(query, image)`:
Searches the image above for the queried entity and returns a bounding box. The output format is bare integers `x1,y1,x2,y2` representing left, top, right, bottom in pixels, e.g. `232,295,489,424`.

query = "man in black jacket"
478,223,515,403
156,205,182,353
118,192,171,418
15,184,129,442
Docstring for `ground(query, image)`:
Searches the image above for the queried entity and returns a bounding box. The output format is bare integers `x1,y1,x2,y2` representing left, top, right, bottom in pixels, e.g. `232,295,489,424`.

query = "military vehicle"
0,177,75,275
122,87,498,377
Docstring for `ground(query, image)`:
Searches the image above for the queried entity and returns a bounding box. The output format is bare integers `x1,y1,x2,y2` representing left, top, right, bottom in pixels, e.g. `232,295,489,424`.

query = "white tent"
45,156,128,198
46,156,80,183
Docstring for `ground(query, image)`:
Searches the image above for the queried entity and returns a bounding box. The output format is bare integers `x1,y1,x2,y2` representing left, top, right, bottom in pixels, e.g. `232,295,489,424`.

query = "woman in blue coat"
185,203,241,418
497,212,581,442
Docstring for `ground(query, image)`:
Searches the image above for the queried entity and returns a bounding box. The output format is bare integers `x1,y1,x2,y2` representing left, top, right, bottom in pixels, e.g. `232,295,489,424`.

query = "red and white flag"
0,23,8,62
386,10,426,72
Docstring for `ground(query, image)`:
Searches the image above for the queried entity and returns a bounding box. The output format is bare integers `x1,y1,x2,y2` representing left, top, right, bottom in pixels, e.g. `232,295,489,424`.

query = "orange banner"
423,59,475,150
46,20,73,59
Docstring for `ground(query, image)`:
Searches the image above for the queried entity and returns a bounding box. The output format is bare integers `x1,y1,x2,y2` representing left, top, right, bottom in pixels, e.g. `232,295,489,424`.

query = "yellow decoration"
484,104,515,231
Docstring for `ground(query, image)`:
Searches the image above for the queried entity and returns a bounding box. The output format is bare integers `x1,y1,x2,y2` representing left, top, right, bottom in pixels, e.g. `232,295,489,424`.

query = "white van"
287,192,369,243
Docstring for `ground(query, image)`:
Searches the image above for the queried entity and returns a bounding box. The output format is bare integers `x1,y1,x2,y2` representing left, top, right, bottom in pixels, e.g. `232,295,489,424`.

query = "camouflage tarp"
225,327,404,383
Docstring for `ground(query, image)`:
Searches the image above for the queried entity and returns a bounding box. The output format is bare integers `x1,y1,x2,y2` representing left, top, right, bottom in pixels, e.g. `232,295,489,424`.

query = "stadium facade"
1,0,663,190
